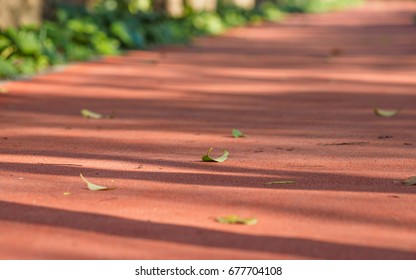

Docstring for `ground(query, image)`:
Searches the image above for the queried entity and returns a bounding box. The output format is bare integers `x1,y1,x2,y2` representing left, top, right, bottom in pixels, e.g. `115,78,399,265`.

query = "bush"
278,0,363,13
0,0,362,79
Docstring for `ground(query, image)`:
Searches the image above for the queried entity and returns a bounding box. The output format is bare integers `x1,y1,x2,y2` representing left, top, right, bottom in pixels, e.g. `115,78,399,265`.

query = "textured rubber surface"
0,1,415,259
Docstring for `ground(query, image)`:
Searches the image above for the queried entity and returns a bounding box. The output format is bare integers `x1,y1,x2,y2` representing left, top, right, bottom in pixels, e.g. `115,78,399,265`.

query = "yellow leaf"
216,215,257,225
374,108,400,117
81,109,113,119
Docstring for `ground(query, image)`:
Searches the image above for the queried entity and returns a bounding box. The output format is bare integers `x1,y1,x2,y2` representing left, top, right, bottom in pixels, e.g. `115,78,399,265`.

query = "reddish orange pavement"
1,1,416,259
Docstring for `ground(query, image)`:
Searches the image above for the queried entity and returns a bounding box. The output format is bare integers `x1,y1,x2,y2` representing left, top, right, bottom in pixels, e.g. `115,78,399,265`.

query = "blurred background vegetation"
0,0,363,79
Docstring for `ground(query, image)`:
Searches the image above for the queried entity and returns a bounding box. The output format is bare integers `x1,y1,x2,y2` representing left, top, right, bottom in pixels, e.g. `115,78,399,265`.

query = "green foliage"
110,21,145,48
216,2,250,27
0,0,362,79
0,59,18,78
192,13,227,35
258,1,285,21
0,27,47,76
278,0,363,13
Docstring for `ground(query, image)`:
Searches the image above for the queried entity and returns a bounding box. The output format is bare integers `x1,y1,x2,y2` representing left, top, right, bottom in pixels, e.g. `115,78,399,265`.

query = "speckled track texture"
1,1,415,259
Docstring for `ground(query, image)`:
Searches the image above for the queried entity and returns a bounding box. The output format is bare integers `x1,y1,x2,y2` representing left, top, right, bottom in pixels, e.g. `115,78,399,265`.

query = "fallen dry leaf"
216,215,257,225
80,174,114,191
374,108,400,117
202,148,229,163
81,109,113,119
265,180,296,185
394,176,416,186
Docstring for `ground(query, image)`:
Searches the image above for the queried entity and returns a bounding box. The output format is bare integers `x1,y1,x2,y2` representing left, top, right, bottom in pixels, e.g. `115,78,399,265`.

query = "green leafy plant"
0,59,18,78
0,0,362,79
278,0,363,13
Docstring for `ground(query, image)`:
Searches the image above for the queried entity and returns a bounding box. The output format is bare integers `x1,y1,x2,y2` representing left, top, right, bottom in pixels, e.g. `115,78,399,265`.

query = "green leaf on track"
216,215,257,225
202,148,229,163
63,192,71,196
394,176,416,186
81,109,113,119
374,108,400,117
80,174,113,191
232,128,246,138
0,87,8,93
265,180,295,185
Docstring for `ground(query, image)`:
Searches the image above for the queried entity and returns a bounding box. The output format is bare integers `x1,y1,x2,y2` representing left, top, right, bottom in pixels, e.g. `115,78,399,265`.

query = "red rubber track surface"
0,1,415,259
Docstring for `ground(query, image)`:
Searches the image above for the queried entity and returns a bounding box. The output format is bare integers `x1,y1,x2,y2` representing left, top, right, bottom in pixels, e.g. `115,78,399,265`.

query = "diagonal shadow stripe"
0,201,414,259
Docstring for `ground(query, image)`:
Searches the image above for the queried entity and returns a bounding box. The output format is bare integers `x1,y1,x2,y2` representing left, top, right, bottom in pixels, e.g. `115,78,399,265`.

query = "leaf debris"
232,129,246,138
216,215,257,225
374,108,400,117
81,109,114,119
80,174,114,191
265,180,296,185
202,148,229,163
394,176,416,186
